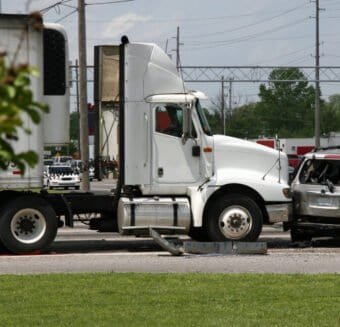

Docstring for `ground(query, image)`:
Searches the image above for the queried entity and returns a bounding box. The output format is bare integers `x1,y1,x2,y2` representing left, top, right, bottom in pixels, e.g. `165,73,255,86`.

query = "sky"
2,0,340,110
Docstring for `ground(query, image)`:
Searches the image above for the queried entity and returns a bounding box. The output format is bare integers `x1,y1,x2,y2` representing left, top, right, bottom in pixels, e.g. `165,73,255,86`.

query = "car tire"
207,194,263,242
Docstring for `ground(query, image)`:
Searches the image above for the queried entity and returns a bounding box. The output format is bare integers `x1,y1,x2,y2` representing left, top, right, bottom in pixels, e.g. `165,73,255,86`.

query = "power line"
40,0,73,14
182,2,310,40
55,8,78,23
252,44,315,65
68,5,313,24
86,0,134,5
182,18,309,51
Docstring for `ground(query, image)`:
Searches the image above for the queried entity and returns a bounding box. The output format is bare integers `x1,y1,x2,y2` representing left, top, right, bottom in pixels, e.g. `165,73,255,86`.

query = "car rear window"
299,159,340,185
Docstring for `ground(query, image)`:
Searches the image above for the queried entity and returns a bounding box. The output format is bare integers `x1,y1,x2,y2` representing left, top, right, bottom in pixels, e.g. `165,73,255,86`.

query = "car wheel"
207,194,263,242
0,196,58,254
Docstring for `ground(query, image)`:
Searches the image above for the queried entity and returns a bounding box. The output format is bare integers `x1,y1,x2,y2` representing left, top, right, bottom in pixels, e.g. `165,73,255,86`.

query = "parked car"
44,165,80,190
71,160,95,181
43,159,54,172
287,147,340,241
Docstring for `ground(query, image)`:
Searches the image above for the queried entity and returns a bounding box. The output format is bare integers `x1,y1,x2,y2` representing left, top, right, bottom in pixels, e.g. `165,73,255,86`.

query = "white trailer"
0,14,292,254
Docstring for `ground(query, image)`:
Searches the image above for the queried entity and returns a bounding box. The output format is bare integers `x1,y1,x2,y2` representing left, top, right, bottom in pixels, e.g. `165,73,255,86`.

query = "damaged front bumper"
266,203,292,223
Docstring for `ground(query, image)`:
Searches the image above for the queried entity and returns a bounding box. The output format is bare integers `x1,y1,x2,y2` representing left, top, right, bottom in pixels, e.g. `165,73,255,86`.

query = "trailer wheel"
207,194,263,242
0,196,58,254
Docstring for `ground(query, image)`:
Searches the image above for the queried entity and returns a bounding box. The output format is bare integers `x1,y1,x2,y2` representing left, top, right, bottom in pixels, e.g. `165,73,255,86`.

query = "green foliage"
322,94,340,135
206,68,340,139
226,103,262,139
0,55,48,173
203,108,223,135
70,111,79,141
256,68,315,138
0,273,339,326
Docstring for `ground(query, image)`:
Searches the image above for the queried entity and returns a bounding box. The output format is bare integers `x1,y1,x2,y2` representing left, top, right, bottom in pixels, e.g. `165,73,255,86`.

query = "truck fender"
200,183,268,226
187,185,217,227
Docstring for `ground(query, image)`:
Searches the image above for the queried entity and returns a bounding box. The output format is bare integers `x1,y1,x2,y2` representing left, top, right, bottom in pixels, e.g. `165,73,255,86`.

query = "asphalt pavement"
0,224,339,274
0,179,339,274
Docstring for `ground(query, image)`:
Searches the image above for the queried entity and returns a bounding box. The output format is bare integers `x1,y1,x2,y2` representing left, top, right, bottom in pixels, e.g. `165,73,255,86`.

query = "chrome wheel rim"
10,209,47,244
218,205,252,239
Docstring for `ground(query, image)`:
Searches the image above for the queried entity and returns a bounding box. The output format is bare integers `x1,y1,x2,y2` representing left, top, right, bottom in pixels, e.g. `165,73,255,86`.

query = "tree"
256,68,316,138
209,91,226,134
226,103,261,139
328,94,340,112
203,107,223,135
0,55,48,173
321,94,340,134
70,111,79,141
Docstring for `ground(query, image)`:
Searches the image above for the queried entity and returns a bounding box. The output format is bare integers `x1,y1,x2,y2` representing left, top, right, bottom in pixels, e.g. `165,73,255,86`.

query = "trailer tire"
0,196,58,254
207,194,263,242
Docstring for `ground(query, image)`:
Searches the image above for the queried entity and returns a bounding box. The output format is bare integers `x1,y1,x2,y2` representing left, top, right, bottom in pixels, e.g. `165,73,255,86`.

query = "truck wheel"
207,194,263,242
0,196,58,254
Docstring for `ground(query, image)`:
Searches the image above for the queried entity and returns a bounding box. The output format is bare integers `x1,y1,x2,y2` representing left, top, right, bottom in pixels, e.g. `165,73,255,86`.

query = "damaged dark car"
287,147,340,242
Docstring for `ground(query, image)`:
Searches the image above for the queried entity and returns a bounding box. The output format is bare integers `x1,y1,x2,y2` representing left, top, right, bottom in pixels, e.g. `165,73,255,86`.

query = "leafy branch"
0,54,49,174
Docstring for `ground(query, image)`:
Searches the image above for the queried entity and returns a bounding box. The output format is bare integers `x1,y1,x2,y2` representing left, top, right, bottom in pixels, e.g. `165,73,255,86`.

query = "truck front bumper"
266,203,292,223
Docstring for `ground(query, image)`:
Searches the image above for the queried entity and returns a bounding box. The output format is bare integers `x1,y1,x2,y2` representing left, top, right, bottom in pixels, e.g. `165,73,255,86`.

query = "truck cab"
95,40,292,242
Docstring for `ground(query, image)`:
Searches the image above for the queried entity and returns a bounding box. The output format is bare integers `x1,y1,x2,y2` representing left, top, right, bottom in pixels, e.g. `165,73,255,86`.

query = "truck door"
152,103,201,184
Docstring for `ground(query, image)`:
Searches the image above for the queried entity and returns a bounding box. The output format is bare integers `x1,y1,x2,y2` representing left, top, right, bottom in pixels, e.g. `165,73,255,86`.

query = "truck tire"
207,194,263,242
0,196,58,254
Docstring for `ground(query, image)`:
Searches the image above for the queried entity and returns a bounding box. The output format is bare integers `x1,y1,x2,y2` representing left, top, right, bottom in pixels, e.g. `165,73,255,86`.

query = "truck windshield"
196,100,212,136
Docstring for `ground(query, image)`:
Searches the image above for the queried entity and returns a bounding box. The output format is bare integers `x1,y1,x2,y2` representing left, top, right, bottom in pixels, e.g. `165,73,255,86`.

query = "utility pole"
75,59,81,157
176,26,180,71
314,0,321,148
228,78,233,124
78,0,90,191
221,76,225,135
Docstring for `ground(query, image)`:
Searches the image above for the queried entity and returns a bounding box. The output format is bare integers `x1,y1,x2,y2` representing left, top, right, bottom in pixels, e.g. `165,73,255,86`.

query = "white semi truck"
0,14,292,254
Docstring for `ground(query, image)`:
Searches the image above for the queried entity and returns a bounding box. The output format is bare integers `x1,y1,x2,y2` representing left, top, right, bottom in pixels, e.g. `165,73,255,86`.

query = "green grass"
0,273,339,327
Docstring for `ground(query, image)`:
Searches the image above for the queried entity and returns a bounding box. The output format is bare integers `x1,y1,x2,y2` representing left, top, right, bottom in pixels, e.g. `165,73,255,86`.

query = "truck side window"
155,105,183,138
